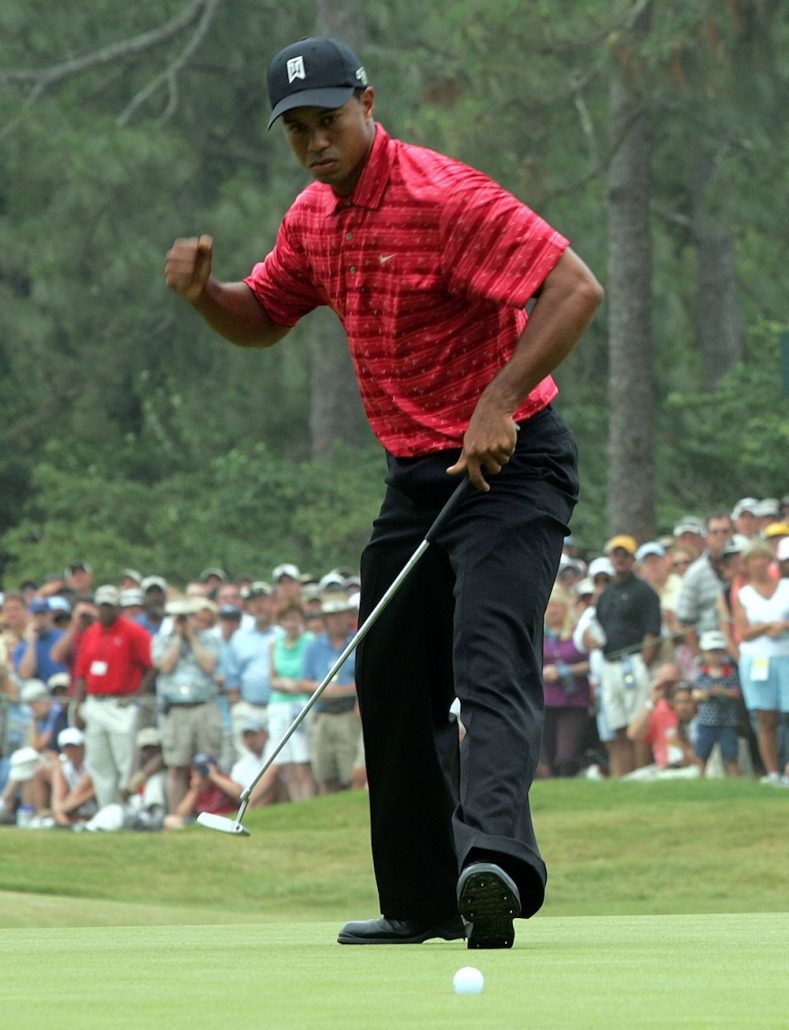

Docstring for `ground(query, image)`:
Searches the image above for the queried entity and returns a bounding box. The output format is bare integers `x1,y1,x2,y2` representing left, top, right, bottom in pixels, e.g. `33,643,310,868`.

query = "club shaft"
238,476,476,806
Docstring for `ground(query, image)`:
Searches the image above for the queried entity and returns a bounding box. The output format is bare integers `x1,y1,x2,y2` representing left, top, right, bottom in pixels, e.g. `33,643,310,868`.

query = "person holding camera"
13,598,68,685
152,597,223,812
162,751,236,830
49,599,99,691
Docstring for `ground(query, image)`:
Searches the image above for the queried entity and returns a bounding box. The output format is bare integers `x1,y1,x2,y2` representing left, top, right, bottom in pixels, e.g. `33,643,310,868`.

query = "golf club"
197,473,477,837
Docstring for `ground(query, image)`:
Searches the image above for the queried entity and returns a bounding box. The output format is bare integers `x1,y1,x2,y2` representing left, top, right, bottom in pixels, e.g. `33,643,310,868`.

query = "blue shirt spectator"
223,624,281,705
302,630,356,714
13,600,67,683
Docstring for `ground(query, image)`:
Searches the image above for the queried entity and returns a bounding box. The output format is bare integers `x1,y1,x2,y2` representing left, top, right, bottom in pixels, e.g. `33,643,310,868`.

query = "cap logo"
355,66,368,86
287,56,306,83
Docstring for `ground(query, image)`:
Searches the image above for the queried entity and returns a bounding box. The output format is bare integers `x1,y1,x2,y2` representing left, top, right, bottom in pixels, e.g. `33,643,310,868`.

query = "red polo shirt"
245,125,568,457
74,617,153,696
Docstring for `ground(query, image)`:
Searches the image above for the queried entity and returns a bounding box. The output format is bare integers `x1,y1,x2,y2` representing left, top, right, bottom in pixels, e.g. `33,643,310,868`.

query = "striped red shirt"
245,125,569,456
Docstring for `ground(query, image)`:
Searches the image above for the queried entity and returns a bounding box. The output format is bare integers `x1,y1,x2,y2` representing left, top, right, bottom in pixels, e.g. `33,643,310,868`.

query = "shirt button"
345,232,353,241
350,265,356,273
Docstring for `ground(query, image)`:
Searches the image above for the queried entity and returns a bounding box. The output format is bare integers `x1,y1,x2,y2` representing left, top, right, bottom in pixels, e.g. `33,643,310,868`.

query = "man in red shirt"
74,585,154,809
166,37,603,949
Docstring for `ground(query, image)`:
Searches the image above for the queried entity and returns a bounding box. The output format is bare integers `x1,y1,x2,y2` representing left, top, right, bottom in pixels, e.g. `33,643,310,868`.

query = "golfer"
166,36,603,949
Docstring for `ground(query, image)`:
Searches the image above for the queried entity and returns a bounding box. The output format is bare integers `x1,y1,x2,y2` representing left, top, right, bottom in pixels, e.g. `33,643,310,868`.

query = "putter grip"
424,476,476,543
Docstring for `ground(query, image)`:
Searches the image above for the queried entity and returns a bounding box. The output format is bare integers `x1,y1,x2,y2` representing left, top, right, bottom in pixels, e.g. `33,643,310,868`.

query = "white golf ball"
452,966,484,995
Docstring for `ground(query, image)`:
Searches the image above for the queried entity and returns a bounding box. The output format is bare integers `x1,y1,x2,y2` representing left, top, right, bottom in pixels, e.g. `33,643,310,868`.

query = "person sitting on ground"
625,667,700,780
0,680,67,824
691,630,742,777
52,727,97,827
163,752,238,830
121,727,167,830
208,719,285,807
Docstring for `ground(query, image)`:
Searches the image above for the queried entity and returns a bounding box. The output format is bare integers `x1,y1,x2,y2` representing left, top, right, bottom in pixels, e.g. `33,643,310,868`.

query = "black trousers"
355,406,579,922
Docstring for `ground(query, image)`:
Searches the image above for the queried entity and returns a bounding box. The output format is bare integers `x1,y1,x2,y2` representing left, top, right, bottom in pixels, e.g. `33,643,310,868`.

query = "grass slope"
1,780,787,928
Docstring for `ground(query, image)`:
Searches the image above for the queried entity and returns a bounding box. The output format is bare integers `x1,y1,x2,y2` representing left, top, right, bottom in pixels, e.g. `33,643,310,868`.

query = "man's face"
216,584,241,607
324,610,352,636
2,598,28,631
144,588,166,615
33,610,53,634
97,603,117,627
675,531,704,558
637,554,666,586
282,89,376,196
190,609,214,633
608,548,634,577
69,568,92,592
706,518,733,558
671,690,697,723
248,593,274,623
734,511,757,538
63,744,84,766
242,729,267,755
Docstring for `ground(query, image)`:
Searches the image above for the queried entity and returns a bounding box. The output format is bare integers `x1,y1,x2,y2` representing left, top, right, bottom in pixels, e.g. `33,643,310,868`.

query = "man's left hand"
446,403,517,492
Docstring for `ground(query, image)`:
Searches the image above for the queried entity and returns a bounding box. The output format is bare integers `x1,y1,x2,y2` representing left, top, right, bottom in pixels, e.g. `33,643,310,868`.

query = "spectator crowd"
1,493,788,831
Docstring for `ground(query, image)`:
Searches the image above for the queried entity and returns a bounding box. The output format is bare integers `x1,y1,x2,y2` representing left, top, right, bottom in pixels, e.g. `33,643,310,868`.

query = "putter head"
196,812,251,837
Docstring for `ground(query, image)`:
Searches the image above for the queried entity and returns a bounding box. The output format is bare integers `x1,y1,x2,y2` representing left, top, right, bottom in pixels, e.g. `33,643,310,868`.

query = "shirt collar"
320,124,391,215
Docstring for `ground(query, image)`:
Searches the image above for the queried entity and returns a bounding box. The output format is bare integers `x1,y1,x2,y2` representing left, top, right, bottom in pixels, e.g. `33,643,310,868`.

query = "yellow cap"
604,534,638,556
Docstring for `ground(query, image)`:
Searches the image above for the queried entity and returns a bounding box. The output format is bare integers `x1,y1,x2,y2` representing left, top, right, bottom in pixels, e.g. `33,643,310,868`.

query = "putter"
197,473,478,837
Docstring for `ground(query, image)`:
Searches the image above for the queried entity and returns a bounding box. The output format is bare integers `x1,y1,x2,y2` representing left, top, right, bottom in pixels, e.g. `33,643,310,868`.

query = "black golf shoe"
457,862,521,949
337,914,466,945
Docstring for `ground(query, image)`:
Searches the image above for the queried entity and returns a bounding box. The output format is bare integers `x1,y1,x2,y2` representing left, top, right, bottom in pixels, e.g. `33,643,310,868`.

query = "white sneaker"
29,815,56,829
759,772,781,785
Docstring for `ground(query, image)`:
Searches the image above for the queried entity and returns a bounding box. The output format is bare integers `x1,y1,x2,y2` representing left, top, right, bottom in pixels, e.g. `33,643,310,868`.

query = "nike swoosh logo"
378,254,395,264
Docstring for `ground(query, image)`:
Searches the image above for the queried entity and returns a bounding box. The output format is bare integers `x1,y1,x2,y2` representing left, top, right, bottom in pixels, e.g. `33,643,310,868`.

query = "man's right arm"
165,235,290,349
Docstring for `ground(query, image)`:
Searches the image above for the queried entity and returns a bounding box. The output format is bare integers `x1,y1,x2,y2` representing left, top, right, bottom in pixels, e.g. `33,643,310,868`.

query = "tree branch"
0,0,212,139
118,0,221,126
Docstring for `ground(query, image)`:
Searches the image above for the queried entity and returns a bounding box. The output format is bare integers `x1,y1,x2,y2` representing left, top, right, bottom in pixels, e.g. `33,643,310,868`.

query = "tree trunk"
306,2,371,459
693,154,743,387
606,14,655,541
308,308,371,458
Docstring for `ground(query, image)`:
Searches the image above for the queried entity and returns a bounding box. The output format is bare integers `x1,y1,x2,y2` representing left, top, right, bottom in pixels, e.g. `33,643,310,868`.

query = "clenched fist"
165,234,214,302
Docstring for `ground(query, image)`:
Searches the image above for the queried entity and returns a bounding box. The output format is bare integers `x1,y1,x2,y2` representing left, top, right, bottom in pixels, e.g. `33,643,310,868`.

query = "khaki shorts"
600,655,650,732
308,709,362,787
160,702,222,767
266,701,311,765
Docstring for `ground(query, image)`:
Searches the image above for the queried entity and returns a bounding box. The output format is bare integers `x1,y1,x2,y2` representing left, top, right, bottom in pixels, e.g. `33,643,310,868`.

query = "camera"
192,753,213,776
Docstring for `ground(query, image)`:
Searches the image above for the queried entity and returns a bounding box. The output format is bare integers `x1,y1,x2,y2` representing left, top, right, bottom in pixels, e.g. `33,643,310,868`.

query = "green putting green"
2,913,786,1028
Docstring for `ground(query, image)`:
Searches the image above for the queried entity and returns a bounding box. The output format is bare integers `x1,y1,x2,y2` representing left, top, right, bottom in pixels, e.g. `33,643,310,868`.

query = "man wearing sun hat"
595,535,662,776
301,591,360,795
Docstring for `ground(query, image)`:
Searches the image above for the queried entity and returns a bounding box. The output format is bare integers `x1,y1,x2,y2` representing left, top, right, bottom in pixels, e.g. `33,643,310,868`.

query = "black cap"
266,37,368,129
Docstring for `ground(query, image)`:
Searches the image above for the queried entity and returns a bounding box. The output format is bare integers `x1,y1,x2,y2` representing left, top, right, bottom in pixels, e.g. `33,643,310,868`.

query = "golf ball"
453,966,484,995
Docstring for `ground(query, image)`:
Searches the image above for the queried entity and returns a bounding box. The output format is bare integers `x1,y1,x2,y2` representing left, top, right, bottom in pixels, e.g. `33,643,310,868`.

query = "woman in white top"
732,540,789,782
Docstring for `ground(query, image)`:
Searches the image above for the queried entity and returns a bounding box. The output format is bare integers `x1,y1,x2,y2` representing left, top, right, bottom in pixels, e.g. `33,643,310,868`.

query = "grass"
1,779,787,926
2,915,787,1028
1,780,787,1027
